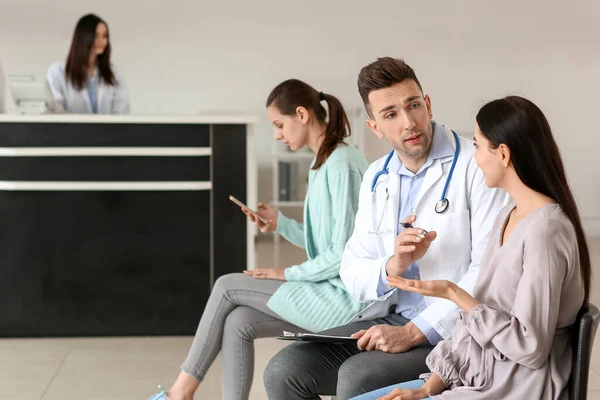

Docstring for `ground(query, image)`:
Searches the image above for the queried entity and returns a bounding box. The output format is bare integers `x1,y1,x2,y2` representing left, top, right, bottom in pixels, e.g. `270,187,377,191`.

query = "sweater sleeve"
285,165,363,282
275,212,306,249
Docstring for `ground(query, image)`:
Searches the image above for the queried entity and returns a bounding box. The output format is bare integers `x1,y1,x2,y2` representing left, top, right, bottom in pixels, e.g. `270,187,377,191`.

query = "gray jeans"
263,312,434,400
181,273,302,400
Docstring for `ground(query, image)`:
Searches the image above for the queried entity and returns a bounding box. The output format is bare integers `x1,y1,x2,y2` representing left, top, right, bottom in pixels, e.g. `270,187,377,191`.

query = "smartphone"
229,195,269,224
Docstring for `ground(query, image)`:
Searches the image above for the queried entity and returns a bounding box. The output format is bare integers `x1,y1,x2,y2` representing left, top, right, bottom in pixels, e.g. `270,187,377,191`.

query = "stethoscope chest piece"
370,129,459,224
435,198,449,214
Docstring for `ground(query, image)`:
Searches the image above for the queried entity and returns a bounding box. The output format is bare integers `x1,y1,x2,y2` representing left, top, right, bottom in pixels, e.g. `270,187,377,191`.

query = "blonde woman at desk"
148,79,369,400
46,14,129,114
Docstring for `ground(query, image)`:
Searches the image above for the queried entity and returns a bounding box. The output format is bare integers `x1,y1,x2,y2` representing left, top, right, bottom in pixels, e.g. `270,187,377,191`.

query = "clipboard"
277,330,358,344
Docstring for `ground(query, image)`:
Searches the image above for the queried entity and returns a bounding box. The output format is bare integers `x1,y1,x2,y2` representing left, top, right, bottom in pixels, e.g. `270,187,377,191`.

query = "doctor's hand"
243,202,278,233
351,322,427,353
243,268,287,281
386,215,437,277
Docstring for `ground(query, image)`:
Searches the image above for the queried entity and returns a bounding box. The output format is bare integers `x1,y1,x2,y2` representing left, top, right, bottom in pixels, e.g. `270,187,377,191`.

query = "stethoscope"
369,130,460,234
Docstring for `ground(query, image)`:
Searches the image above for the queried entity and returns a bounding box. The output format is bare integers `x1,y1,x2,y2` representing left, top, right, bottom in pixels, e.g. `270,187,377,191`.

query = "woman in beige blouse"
351,96,591,400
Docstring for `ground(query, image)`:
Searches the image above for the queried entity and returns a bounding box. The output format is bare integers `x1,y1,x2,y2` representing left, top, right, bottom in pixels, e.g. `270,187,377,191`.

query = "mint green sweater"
267,144,370,332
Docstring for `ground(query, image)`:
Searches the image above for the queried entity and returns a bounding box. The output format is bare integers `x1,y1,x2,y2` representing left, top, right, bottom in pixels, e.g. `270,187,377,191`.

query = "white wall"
1,0,599,234
0,58,7,113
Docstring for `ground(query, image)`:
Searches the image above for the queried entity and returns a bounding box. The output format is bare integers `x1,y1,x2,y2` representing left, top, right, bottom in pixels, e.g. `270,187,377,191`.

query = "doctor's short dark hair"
357,57,423,118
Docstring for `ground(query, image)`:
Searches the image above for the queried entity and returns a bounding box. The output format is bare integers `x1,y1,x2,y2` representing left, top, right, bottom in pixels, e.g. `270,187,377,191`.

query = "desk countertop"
0,114,258,124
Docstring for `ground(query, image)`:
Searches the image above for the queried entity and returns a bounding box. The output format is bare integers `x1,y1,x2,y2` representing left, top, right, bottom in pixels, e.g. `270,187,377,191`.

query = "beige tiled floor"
1,237,599,400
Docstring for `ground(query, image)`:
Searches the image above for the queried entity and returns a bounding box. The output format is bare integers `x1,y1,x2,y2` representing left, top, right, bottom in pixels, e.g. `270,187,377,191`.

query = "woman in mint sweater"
149,79,369,400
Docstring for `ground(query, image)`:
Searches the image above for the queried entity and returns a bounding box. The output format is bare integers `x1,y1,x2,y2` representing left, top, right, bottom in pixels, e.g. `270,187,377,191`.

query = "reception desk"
0,114,257,336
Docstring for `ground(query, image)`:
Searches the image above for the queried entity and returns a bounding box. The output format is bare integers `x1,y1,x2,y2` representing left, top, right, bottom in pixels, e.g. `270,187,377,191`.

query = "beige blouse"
425,204,584,399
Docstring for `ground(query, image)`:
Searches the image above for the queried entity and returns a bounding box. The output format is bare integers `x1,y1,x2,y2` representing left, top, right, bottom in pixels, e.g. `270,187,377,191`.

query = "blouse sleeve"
463,218,576,369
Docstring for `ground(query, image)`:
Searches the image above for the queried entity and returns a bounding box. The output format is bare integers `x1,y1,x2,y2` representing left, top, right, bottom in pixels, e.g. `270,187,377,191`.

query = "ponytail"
312,92,350,170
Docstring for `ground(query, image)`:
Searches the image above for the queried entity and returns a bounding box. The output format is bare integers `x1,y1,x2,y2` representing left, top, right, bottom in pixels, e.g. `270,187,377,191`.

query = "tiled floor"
1,237,599,400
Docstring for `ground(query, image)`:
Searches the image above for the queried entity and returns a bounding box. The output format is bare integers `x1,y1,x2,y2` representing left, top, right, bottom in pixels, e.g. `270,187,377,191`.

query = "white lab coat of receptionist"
340,123,510,339
46,62,130,114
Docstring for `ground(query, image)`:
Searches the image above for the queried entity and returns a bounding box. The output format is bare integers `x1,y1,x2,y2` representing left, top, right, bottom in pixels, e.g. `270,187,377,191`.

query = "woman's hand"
386,277,456,300
243,202,278,233
376,387,428,400
387,277,481,314
377,374,446,400
243,268,287,281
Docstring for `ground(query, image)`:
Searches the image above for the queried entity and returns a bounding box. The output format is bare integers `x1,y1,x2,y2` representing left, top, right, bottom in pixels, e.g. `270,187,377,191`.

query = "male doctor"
264,57,510,400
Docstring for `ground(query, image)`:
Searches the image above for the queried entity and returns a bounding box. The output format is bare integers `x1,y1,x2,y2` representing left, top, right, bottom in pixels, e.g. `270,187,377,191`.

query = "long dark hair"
266,79,350,170
476,96,591,306
65,14,116,90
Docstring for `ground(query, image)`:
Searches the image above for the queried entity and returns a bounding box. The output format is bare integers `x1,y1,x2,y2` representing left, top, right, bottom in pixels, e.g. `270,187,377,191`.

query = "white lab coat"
340,125,511,339
46,62,130,114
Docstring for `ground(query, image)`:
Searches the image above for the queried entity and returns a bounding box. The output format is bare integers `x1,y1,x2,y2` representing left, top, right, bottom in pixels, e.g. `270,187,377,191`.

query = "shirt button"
414,276,419,280
411,208,416,214
413,175,418,180
414,307,419,312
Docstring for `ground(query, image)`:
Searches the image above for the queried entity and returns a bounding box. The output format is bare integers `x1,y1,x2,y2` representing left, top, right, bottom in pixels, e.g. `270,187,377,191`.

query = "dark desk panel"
0,191,211,336
0,156,211,181
0,123,210,147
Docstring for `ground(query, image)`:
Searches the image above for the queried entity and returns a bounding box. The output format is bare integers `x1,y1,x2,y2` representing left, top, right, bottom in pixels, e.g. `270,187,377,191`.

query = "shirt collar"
88,68,100,83
388,121,455,176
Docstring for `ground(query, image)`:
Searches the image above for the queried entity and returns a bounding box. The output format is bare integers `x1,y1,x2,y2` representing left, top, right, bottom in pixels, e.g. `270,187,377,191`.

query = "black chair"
569,303,600,400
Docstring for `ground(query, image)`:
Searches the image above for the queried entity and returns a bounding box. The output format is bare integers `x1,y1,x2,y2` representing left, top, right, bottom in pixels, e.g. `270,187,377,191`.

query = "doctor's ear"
295,106,310,124
366,119,384,139
424,94,433,119
498,144,511,167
